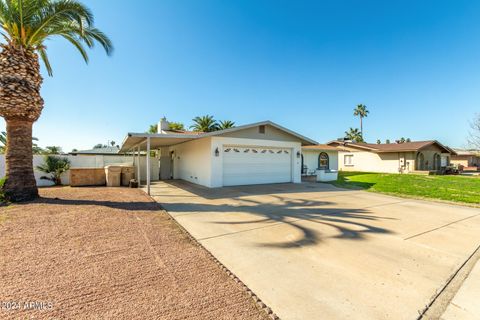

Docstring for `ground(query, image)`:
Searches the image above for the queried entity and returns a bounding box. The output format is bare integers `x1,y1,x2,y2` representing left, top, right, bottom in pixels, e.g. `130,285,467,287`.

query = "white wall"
170,137,213,187
210,137,302,187
302,150,339,172
0,154,159,187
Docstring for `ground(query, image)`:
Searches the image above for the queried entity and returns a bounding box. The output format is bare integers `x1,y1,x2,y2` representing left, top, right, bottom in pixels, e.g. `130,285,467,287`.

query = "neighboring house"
451,149,480,170
327,140,456,173
119,119,317,189
70,146,120,155
301,145,340,175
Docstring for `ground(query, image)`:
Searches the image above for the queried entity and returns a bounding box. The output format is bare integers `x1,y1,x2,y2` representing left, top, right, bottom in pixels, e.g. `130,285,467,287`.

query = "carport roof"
119,120,318,152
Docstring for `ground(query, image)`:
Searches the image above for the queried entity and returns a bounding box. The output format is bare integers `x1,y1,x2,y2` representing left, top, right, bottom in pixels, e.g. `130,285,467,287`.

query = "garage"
222,146,292,186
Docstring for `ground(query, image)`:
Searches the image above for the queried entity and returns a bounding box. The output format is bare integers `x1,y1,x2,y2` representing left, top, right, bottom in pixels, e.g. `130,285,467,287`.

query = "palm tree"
169,122,185,131
0,0,112,201
190,115,219,132
36,155,70,185
218,120,235,130
345,128,363,142
353,104,369,138
44,146,62,154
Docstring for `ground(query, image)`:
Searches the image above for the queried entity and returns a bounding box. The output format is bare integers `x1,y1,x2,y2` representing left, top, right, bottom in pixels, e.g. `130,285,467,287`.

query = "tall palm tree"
353,104,369,138
0,131,41,153
190,115,219,132
345,127,363,142
218,120,235,130
0,0,112,201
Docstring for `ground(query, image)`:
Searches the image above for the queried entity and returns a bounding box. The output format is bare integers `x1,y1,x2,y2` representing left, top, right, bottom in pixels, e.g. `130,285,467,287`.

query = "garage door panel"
223,146,292,186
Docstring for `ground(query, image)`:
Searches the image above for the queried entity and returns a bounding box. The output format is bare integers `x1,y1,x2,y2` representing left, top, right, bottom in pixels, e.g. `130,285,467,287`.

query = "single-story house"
451,149,480,170
70,146,120,155
301,145,340,175
327,140,456,174
119,119,317,192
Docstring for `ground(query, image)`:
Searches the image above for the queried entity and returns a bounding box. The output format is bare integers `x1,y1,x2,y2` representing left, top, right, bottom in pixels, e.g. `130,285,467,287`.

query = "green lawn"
330,171,480,205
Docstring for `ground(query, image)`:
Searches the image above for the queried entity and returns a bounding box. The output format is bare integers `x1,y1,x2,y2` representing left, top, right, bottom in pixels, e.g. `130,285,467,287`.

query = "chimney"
158,117,169,133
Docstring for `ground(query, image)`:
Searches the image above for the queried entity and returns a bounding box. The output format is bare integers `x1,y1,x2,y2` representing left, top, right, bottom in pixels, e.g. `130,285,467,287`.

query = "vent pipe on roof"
158,117,169,133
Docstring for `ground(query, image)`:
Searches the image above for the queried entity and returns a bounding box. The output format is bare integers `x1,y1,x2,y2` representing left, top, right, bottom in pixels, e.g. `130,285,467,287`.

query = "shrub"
0,177,7,203
36,156,71,186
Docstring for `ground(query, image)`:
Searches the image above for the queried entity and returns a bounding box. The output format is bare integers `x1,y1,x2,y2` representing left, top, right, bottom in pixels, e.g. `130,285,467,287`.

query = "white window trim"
344,154,354,166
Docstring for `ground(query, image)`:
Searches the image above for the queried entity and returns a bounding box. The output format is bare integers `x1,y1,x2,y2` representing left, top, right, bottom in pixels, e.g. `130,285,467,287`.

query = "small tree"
385,139,391,144
406,138,411,142
468,114,480,149
376,139,381,144
36,156,71,186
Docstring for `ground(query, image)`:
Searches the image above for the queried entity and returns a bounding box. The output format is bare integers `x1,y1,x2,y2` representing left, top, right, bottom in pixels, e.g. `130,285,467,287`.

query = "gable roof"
119,121,317,152
327,140,456,154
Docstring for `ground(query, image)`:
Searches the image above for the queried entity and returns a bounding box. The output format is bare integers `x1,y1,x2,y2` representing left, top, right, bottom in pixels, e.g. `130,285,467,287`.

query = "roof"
453,149,480,156
120,121,317,152
70,146,120,155
302,144,342,151
327,140,456,154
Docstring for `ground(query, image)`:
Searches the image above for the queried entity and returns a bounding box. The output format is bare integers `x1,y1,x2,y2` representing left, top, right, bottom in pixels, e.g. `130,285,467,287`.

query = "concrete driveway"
148,181,480,320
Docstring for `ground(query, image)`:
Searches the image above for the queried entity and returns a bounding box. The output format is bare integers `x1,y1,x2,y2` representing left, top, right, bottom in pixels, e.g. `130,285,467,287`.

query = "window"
259,125,265,134
318,152,329,169
344,154,354,166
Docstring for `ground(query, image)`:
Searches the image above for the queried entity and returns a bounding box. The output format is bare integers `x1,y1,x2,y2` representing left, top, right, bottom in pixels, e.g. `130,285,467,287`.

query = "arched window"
433,153,441,170
416,152,425,170
318,152,329,170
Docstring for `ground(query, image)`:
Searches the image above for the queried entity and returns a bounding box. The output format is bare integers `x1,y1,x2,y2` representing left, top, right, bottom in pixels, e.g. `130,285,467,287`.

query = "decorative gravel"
0,187,269,320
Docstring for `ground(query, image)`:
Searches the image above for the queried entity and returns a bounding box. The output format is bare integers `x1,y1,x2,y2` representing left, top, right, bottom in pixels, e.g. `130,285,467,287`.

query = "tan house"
327,140,456,174
451,149,480,170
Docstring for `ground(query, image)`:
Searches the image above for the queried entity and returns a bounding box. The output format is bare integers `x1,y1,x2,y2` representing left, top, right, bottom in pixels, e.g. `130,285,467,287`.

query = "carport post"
137,145,141,184
146,137,151,195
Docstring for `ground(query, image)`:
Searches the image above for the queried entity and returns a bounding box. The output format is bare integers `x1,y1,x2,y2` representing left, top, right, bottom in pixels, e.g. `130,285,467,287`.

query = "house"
327,140,456,173
119,119,317,192
301,145,340,175
451,149,480,171
70,146,120,155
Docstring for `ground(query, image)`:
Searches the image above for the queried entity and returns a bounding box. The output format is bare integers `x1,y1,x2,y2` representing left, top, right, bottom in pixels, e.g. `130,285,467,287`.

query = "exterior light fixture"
215,147,220,157
296,151,301,158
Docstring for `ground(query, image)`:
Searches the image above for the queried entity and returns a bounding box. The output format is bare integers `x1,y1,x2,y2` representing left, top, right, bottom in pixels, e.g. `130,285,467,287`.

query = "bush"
36,156,71,186
0,177,6,203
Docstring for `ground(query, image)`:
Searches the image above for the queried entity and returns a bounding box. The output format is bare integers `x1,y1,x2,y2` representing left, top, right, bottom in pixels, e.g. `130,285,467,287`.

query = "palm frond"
0,0,112,76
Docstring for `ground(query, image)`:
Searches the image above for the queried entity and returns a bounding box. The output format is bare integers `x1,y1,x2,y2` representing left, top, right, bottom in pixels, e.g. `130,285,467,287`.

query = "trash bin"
121,166,135,186
104,165,122,187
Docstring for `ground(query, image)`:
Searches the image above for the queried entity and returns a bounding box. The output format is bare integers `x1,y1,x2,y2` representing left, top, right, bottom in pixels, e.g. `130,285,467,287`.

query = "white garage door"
223,146,292,186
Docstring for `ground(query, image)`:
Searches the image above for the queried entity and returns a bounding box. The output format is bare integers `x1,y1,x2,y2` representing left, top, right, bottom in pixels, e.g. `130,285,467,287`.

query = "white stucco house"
119,119,318,193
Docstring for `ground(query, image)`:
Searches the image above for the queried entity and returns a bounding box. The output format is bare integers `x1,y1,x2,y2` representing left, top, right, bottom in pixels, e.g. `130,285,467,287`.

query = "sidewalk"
441,260,480,319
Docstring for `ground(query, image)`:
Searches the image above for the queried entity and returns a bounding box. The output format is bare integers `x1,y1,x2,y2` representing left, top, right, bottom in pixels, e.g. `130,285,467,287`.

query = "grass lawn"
330,171,480,205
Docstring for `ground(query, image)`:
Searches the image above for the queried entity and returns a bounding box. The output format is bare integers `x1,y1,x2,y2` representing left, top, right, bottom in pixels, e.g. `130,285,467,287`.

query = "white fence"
0,154,160,187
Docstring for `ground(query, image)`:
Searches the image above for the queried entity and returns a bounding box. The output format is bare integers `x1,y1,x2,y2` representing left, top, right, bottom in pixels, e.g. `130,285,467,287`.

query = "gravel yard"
0,187,268,320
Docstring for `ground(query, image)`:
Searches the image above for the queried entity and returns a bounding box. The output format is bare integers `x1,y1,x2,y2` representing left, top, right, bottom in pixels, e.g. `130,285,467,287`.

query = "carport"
119,132,198,195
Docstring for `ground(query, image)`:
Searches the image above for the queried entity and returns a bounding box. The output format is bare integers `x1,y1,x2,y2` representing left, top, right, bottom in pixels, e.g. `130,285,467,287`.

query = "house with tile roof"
326,140,456,173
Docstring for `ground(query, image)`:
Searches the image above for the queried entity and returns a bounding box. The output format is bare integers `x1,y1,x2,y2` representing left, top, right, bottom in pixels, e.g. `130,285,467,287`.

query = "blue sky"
2,0,480,151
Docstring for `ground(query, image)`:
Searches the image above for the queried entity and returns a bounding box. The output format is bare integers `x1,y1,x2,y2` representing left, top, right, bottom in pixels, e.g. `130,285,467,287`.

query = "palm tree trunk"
360,117,363,137
3,119,38,201
0,45,44,202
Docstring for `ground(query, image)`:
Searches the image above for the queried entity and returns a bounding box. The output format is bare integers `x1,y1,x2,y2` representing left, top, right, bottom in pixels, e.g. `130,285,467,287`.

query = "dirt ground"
0,187,268,320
